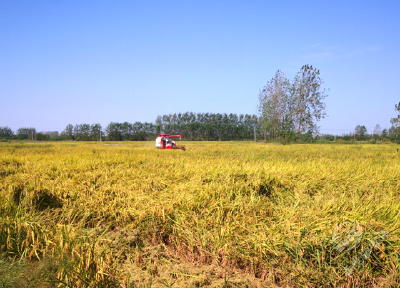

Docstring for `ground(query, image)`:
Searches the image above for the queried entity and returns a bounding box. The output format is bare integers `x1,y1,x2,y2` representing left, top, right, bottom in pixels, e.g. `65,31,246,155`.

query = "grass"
0,141,399,287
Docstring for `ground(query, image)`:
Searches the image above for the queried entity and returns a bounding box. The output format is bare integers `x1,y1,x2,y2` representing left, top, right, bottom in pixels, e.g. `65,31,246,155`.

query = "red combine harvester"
156,134,185,151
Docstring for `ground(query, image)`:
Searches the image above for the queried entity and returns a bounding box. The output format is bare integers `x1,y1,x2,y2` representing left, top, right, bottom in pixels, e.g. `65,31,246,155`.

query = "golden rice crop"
0,141,399,287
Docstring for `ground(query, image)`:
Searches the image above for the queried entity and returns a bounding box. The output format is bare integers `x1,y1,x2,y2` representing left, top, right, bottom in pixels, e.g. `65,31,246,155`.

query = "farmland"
1,142,400,287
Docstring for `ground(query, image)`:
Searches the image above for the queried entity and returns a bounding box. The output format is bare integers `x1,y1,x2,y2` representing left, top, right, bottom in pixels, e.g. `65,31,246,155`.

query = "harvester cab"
156,134,185,151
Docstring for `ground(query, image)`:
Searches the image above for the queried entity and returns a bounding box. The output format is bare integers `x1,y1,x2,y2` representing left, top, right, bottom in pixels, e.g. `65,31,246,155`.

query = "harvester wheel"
171,146,185,151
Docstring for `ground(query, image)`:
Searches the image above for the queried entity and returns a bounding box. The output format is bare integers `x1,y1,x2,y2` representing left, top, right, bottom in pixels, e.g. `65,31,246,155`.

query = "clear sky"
1,0,399,135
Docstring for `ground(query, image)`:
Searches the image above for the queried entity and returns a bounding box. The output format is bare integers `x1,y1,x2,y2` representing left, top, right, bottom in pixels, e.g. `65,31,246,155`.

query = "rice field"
1,141,400,287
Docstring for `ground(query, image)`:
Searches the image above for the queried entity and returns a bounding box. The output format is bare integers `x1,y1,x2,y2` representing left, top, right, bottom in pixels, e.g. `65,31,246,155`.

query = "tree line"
61,113,262,141
0,127,37,140
318,124,398,142
2,117,399,143
155,112,260,141
0,113,262,141
1,65,399,142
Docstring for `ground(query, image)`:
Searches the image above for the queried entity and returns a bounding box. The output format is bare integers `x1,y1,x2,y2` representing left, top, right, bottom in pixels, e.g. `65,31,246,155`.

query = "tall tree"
388,126,398,139
389,102,400,139
391,102,400,126
74,124,90,141
0,126,14,138
17,127,36,140
355,125,367,140
292,65,328,137
258,70,292,141
106,122,123,141
90,124,102,141
61,124,74,140
373,124,382,136
382,128,388,138
155,115,162,135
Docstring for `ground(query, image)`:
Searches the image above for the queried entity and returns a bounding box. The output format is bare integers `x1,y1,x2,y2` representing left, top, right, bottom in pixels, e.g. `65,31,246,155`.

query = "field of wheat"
0,141,399,287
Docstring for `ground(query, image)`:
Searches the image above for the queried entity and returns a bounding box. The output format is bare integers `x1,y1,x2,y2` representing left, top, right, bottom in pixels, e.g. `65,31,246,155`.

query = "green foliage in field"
0,142,399,287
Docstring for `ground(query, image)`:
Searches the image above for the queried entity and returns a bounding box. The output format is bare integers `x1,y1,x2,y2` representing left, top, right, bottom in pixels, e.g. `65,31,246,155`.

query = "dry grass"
0,141,399,287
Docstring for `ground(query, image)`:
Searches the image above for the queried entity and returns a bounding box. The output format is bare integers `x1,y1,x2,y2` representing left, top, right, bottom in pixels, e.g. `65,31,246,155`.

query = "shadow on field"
12,186,63,211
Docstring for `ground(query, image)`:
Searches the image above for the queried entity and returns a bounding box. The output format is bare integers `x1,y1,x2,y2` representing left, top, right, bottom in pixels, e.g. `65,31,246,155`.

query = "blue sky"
1,0,399,135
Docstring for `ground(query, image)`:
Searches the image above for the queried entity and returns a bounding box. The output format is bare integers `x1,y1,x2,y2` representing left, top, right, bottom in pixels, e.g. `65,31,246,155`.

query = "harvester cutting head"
156,134,185,151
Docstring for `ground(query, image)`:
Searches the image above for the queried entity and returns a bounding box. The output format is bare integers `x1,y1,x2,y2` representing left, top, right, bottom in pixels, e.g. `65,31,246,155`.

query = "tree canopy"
258,65,328,143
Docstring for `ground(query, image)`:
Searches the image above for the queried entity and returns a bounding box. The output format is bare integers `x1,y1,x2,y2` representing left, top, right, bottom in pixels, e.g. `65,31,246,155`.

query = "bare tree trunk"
297,110,303,139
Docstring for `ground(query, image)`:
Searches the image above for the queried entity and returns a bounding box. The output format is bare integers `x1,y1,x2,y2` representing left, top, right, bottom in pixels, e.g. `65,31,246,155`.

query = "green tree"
90,124,102,141
389,102,400,139
152,112,260,141
106,122,123,141
61,124,74,140
301,130,313,143
292,65,328,138
355,125,367,140
388,126,398,139
0,126,14,138
73,124,90,141
382,128,388,138
391,102,400,126
279,114,295,145
258,70,292,141
36,133,49,141
17,127,36,140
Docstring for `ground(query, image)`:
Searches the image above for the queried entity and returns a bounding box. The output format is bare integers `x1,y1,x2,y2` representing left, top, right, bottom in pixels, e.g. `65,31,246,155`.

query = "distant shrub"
36,133,49,141
301,131,313,143
314,139,334,144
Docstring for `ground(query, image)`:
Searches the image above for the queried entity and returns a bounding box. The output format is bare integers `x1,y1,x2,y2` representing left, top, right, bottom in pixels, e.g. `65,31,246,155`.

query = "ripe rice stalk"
0,142,399,286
